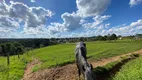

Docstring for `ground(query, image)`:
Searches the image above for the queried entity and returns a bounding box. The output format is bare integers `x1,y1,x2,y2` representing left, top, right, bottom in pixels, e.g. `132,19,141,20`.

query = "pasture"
30,40,142,69
0,40,142,80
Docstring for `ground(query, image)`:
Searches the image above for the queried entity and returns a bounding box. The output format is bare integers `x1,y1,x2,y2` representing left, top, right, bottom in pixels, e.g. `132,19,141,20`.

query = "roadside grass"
0,54,32,80
93,60,120,80
0,40,142,80
93,54,139,80
32,65,40,72
113,56,142,80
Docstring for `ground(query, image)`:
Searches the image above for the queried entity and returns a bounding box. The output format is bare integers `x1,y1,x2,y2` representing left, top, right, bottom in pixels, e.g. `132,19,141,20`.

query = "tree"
10,44,16,59
95,35,106,41
16,46,24,59
40,44,44,48
0,46,2,56
1,44,10,65
104,35,108,41
1,44,5,56
12,42,24,59
118,35,122,38
106,34,117,40
111,34,117,40
5,43,12,65
135,34,142,40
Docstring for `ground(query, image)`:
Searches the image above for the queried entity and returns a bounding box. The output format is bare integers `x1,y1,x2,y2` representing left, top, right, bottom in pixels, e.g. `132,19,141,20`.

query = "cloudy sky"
0,0,142,38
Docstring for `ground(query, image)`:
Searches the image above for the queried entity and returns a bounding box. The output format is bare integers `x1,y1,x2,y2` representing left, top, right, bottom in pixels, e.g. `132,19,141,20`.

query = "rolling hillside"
0,40,142,80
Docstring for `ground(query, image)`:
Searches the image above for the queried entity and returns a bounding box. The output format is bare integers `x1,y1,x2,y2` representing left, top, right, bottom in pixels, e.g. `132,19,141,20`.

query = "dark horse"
75,42,95,80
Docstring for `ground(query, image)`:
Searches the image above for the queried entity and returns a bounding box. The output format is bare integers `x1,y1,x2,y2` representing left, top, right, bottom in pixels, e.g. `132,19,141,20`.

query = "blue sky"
0,0,142,38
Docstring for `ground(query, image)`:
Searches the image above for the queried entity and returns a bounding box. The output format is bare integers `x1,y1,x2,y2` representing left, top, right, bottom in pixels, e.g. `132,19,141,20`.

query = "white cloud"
47,0,111,35
0,16,19,28
31,0,36,3
83,15,111,28
61,12,82,31
99,19,142,36
0,16,20,33
0,0,112,38
129,0,142,7
47,12,83,34
47,22,66,34
72,19,142,37
130,19,142,27
80,19,86,24
0,0,54,35
9,1,54,28
4,0,141,38
76,0,111,17
22,27,44,35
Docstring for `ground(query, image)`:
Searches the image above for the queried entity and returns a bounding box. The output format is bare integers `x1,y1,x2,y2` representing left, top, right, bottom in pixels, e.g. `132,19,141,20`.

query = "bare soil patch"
21,59,41,80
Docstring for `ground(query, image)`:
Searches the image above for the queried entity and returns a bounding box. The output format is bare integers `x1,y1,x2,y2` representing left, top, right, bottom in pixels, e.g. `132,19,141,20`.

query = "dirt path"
21,49,142,80
90,49,142,68
21,59,41,80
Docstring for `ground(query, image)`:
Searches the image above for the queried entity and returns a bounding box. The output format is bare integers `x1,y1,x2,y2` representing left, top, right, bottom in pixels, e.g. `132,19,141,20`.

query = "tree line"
0,39,57,48
0,42,24,65
53,33,118,43
0,42,24,57
0,33,141,57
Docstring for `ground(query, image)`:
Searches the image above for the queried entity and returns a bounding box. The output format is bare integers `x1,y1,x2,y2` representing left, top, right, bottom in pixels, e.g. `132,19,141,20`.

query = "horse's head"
76,42,87,55
76,42,86,48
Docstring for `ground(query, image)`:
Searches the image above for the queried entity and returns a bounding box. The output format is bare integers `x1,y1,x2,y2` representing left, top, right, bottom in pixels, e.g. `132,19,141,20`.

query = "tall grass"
113,56,142,80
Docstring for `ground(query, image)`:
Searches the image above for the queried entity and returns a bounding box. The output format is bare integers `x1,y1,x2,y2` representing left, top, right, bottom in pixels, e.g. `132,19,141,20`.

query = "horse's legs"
78,69,81,80
77,65,81,80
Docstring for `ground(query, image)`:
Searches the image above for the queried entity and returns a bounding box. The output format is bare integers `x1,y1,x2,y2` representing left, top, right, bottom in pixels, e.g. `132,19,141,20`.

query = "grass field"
0,40,142,80
113,56,142,80
0,55,31,80
31,40,142,69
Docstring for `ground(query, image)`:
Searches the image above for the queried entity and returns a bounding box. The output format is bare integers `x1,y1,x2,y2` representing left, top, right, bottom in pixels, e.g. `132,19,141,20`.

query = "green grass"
0,54,32,80
32,65,41,72
0,40,142,80
87,40,142,59
113,56,142,80
93,54,139,80
93,60,120,80
93,60,119,74
29,40,142,69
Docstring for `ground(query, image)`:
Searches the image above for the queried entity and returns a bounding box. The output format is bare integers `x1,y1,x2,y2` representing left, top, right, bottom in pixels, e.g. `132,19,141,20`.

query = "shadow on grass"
92,54,139,80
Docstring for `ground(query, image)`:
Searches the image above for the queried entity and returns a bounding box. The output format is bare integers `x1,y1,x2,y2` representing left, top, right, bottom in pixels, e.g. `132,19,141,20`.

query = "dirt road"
22,49,142,80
